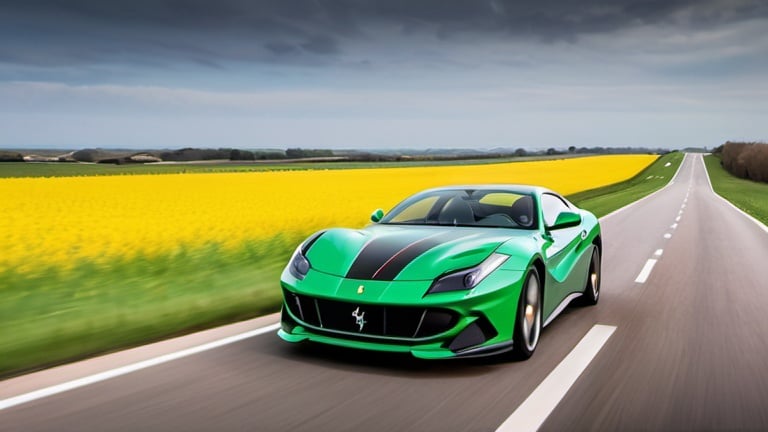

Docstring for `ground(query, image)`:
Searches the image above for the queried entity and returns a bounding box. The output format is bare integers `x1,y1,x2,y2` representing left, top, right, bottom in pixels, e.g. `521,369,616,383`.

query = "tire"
510,266,542,360
580,246,601,306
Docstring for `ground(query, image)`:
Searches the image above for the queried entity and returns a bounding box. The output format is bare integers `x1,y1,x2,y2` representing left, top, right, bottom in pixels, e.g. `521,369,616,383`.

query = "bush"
286,148,334,159
0,152,23,162
255,151,286,160
72,149,99,162
720,142,768,183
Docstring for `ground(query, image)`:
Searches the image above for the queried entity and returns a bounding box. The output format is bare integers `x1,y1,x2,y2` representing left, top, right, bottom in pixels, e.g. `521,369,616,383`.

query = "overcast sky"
1,0,766,150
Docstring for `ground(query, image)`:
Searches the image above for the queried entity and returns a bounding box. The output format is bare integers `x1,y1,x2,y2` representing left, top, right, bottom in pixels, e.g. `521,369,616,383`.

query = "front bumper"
278,266,525,359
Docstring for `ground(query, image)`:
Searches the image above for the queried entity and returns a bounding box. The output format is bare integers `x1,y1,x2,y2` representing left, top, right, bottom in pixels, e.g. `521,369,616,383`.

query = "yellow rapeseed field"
0,155,655,273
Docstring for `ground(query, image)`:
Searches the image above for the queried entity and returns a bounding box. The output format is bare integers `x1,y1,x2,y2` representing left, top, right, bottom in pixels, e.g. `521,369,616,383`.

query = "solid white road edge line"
0,323,282,411
495,324,617,432
699,154,768,234
635,259,658,283
600,153,687,222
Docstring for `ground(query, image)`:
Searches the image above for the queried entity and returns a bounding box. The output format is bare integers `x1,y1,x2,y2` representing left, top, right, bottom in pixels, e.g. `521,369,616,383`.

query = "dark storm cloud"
1,0,767,67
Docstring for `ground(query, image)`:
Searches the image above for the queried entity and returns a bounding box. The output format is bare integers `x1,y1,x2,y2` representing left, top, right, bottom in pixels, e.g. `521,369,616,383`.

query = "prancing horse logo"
351,306,367,332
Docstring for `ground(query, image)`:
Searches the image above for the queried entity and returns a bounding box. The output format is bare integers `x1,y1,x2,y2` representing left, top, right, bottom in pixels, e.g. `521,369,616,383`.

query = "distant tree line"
713,142,768,183
63,147,335,163
156,147,334,162
159,148,281,161
0,151,24,162
340,146,667,162
9,145,672,165
285,148,334,159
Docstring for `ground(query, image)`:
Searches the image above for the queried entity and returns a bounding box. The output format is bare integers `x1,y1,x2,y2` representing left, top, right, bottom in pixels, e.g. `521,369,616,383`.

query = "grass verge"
1,153,673,378
0,154,591,178
703,154,768,225
0,238,298,378
567,152,684,217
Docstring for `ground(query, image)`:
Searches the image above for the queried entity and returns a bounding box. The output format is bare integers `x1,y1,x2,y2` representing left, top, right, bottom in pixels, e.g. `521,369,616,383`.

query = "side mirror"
548,211,581,230
370,208,384,223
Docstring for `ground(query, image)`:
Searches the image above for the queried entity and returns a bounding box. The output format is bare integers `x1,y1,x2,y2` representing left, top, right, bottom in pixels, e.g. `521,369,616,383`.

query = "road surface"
2,154,767,431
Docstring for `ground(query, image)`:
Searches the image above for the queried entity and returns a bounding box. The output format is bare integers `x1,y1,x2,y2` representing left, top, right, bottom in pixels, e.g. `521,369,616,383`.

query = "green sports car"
279,185,601,360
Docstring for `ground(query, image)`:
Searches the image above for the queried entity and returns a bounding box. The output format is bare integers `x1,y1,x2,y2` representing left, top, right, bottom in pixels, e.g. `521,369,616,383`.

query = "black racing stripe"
346,234,422,280
372,231,471,281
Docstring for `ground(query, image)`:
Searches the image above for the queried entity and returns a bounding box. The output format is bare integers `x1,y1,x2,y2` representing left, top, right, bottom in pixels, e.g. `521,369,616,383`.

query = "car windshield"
380,189,537,229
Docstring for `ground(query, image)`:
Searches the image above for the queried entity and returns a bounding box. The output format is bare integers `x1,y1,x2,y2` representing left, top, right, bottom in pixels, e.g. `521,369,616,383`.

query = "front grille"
283,289,457,339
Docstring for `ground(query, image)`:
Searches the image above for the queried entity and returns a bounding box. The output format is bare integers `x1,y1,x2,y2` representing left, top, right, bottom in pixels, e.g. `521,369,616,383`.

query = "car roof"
418,184,557,196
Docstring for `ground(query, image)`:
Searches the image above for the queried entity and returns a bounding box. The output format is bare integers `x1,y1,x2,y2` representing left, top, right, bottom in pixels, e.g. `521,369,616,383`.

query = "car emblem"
351,306,367,332
357,285,365,294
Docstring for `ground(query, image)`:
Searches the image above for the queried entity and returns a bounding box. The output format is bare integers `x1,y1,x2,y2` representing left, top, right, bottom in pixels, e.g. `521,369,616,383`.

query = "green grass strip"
567,152,684,217
0,239,296,378
703,154,768,225
0,154,594,178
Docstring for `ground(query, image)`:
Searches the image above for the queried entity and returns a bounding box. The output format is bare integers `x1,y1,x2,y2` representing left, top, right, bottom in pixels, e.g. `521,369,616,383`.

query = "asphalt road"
2,154,768,431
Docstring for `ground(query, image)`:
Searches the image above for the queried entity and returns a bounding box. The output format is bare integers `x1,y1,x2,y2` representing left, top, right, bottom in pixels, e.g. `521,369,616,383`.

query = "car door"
540,193,586,317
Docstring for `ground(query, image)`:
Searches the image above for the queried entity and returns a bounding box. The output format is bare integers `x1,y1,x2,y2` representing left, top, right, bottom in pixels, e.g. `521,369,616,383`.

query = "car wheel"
581,247,601,306
510,266,542,360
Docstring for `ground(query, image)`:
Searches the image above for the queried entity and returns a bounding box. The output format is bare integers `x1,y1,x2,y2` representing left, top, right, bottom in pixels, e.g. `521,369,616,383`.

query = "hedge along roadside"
718,142,768,183
704,154,768,226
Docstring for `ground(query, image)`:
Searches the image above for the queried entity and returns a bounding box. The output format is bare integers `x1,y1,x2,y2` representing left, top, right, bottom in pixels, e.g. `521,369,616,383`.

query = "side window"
388,196,439,223
541,194,571,227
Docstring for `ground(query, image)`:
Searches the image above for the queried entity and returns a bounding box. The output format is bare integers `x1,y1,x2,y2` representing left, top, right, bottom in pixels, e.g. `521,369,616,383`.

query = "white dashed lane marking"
635,259,658,283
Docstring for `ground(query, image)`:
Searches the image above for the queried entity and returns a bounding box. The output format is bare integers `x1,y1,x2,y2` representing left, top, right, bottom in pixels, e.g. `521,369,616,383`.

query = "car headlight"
288,246,311,279
427,253,508,294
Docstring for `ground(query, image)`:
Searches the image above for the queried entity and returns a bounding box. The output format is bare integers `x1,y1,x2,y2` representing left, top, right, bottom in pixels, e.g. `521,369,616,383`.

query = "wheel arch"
592,234,602,255
530,255,546,300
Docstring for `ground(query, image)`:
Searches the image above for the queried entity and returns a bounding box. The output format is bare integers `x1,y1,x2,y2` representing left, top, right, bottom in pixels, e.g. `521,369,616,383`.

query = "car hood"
304,224,533,281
